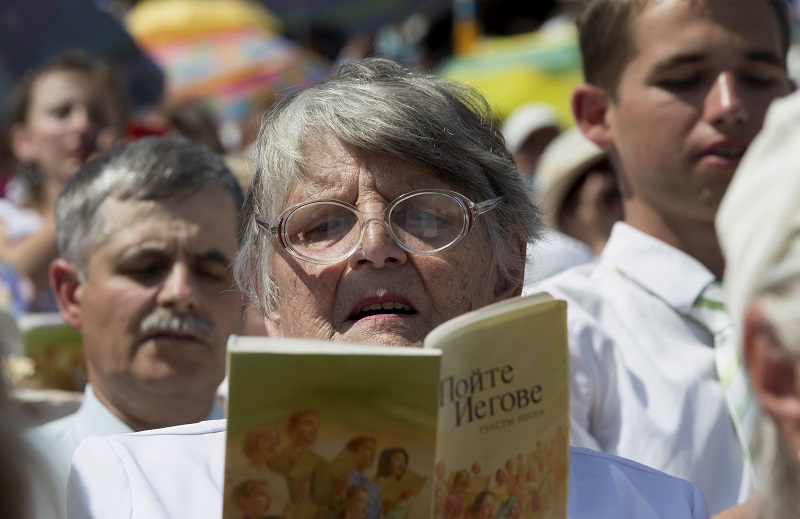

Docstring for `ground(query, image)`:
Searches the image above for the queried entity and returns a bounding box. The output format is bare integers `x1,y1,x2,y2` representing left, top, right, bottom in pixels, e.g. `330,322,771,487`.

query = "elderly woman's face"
266,134,513,346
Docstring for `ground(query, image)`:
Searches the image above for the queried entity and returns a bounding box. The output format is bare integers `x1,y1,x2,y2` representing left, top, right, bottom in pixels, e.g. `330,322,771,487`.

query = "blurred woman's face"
266,133,517,347
11,69,119,189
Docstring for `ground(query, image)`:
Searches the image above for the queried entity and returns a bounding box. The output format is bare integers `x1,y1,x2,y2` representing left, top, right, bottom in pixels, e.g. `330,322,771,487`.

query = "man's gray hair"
56,135,244,275
234,58,543,313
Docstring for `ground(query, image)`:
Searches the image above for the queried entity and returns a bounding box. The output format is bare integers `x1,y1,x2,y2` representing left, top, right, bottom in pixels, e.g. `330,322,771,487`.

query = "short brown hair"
577,0,792,97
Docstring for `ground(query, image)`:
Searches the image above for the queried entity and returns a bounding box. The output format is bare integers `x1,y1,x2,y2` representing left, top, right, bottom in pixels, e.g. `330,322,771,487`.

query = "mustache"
139,309,216,343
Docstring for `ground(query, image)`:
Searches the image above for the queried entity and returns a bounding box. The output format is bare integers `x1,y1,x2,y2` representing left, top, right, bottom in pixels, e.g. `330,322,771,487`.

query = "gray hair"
748,237,800,519
56,135,244,275
234,58,543,313
751,415,800,519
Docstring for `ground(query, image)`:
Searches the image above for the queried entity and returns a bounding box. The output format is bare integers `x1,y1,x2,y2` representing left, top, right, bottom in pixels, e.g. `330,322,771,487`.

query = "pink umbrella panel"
139,27,329,124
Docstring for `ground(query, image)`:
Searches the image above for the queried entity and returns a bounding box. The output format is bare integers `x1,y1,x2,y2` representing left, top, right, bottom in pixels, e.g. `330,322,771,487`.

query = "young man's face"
605,0,790,226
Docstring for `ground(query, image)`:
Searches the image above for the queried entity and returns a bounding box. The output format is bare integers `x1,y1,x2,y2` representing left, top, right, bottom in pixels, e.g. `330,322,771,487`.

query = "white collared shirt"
25,384,223,518
25,385,134,518
66,419,708,519
531,222,751,515
523,229,595,290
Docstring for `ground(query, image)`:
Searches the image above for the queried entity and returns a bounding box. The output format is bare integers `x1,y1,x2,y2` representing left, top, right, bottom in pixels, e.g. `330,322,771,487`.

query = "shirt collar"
75,384,134,438
601,222,716,313
77,384,224,435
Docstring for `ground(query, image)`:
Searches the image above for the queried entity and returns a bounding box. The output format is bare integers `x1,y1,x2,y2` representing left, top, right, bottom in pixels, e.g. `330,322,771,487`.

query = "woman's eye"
50,104,72,119
298,216,353,244
405,209,435,222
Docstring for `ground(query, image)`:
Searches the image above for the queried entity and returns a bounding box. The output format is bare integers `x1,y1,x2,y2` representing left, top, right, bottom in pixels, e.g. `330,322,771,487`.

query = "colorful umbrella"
436,23,583,124
127,0,329,125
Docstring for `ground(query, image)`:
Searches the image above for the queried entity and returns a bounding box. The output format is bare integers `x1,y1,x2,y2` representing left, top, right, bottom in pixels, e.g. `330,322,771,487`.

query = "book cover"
223,292,569,519
224,340,442,519
425,293,569,519
18,312,86,392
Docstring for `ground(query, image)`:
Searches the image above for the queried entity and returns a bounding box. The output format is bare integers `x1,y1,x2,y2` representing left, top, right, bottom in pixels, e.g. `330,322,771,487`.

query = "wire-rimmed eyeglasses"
255,189,504,265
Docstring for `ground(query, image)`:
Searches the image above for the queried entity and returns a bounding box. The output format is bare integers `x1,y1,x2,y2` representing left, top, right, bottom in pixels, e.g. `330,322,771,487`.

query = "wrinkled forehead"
100,187,236,223
29,68,113,108
290,132,458,204
91,190,239,252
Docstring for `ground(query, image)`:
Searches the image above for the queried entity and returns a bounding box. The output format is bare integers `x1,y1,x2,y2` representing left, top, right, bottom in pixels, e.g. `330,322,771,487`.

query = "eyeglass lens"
283,192,468,260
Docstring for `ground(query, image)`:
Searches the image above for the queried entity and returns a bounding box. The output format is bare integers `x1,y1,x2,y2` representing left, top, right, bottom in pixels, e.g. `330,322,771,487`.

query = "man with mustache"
24,135,245,516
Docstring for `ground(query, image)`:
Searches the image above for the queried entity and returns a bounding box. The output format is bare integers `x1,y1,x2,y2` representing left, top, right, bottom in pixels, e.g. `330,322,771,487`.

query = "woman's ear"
744,302,800,452
493,238,526,302
263,298,284,337
263,314,283,337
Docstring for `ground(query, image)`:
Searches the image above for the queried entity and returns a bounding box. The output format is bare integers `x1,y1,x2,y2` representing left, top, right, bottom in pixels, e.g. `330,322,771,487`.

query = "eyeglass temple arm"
473,195,505,215
255,216,279,235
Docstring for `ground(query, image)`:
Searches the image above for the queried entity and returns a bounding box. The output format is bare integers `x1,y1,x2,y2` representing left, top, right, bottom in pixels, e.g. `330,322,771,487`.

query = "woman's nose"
348,218,408,269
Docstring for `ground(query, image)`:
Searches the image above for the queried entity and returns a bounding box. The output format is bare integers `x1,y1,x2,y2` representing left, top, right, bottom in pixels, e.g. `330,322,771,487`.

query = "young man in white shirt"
716,90,800,519
530,0,794,515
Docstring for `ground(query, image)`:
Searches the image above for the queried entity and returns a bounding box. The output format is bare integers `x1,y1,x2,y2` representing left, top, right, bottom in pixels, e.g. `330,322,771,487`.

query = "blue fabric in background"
0,0,164,119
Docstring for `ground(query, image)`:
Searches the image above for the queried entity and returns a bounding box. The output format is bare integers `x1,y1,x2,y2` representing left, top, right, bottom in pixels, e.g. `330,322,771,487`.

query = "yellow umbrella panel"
437,25,583,125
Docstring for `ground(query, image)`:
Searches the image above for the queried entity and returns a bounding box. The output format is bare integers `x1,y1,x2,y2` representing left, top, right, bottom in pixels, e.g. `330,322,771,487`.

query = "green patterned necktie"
690,280,755,466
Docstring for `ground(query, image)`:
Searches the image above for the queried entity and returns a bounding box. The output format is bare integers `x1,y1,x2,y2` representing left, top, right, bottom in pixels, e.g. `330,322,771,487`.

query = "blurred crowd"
0,1,590,319
3,0,800,518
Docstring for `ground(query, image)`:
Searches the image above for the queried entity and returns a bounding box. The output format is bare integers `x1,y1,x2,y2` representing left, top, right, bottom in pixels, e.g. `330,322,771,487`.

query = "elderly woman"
234,58,539,346
715,91,800,519
66,59,709,519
